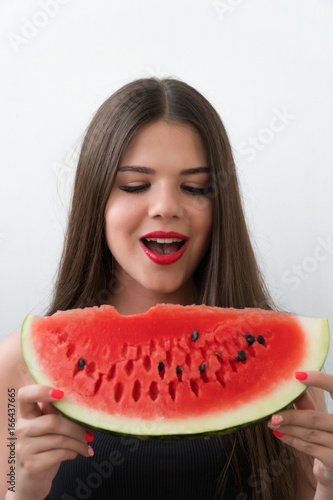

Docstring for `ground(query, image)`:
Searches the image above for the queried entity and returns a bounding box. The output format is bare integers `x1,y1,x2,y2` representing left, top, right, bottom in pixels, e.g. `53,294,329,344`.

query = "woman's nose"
148,184,184,220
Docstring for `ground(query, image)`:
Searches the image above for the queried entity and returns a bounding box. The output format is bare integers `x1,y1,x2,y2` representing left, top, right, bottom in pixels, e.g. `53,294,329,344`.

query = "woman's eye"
119,184,210,195
182,186,210,195
120,184,149,193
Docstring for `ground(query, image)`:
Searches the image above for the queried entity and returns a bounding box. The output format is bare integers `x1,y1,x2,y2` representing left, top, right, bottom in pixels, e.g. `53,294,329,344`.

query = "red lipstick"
141,231,188,240
140,231,189,265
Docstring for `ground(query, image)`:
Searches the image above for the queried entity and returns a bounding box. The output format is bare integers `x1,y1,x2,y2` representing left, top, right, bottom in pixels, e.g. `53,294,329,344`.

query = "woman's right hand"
15,384,94,500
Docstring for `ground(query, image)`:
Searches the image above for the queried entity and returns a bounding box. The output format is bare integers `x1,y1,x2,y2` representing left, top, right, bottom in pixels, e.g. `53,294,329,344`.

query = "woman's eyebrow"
180,166,210,175
117,166,210,175
118,166,155,174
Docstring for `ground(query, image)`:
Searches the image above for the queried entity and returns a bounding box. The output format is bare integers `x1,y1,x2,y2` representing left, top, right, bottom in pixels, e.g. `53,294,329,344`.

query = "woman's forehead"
118,121,208,168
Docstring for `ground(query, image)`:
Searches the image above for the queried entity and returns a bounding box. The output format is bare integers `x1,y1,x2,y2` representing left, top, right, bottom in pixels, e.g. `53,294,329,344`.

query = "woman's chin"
140,277,194,301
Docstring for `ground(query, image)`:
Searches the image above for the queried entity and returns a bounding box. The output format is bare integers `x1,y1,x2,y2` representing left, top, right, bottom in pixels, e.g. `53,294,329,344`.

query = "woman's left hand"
267,370,333,493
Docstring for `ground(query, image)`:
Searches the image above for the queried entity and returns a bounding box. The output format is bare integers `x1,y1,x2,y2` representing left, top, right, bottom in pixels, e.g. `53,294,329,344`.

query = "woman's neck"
109,280,197,316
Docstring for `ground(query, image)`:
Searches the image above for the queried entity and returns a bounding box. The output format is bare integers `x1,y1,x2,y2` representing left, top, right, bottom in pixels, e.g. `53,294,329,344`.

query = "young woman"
1,77,332,500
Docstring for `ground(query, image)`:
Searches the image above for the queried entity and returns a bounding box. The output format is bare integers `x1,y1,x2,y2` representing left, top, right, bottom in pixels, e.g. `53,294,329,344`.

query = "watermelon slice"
21,304,329,439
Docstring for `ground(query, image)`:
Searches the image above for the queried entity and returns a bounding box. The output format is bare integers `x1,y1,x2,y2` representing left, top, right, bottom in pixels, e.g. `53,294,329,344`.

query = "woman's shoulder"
0,331,35,387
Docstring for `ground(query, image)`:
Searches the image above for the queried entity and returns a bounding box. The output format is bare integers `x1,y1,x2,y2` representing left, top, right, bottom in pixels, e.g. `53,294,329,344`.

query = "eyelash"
120,185,210,195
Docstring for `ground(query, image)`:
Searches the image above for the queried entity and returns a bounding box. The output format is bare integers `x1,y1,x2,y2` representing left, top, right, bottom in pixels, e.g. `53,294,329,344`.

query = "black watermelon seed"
199,363,205,374
158,361,165,371
191,330,199,341
176,366,182,374
257,335,265,345
215,352,220,358
245,334,255,345
237,350,246,362
78,358,86,369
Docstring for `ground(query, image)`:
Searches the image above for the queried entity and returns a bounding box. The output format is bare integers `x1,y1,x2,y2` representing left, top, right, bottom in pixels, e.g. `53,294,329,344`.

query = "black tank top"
45,431,250,499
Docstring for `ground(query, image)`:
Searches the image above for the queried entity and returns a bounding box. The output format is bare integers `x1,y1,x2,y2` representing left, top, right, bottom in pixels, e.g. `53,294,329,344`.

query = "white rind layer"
21,314,330,437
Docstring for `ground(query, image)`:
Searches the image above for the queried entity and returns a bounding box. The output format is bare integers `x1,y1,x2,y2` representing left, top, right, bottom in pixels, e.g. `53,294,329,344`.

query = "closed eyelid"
115,169,210,192
118,184,210,196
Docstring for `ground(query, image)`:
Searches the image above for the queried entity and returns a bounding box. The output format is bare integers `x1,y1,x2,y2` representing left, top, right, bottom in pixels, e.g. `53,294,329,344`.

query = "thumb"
40,401,63,416
293,390,317,411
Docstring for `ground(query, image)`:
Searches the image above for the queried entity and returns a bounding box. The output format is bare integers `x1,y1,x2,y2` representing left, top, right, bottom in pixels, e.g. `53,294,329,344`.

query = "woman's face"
104,120,213,306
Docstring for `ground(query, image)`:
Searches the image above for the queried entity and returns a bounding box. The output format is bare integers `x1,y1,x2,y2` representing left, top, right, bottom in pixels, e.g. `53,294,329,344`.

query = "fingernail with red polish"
272,431,284,438
295,371,308,380
50,389,64,399
85,431,94,442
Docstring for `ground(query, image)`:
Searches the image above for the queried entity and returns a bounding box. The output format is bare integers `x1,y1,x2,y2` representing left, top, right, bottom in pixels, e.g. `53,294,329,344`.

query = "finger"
19,434,93,466
22,412,94,445
40,402,63,416
293,390,317,411
268,409,333,433
271,424,333,449
271,431,333,468
296,371,333,398
20,448,80,475
18,385,64,419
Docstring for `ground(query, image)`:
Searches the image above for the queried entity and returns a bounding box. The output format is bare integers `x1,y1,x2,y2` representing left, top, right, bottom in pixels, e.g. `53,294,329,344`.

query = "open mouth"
141,238,187,255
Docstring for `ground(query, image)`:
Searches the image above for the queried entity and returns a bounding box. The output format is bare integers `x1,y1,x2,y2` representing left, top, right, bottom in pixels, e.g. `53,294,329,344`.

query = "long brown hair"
48,77,312,499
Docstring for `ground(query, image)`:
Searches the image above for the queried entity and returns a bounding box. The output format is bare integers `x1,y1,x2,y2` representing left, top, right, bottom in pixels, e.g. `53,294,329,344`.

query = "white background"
1,0,332,408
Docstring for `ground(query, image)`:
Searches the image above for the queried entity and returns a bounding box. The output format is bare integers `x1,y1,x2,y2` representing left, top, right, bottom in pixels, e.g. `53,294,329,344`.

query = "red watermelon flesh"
21,304,329,438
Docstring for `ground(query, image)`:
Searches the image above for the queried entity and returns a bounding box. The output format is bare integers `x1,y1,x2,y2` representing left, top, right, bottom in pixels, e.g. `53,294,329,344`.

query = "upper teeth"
145,238,184,243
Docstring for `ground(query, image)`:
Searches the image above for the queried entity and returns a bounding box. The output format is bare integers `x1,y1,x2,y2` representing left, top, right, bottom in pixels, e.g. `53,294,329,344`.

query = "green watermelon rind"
46,400,300,442
21,314,330,440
